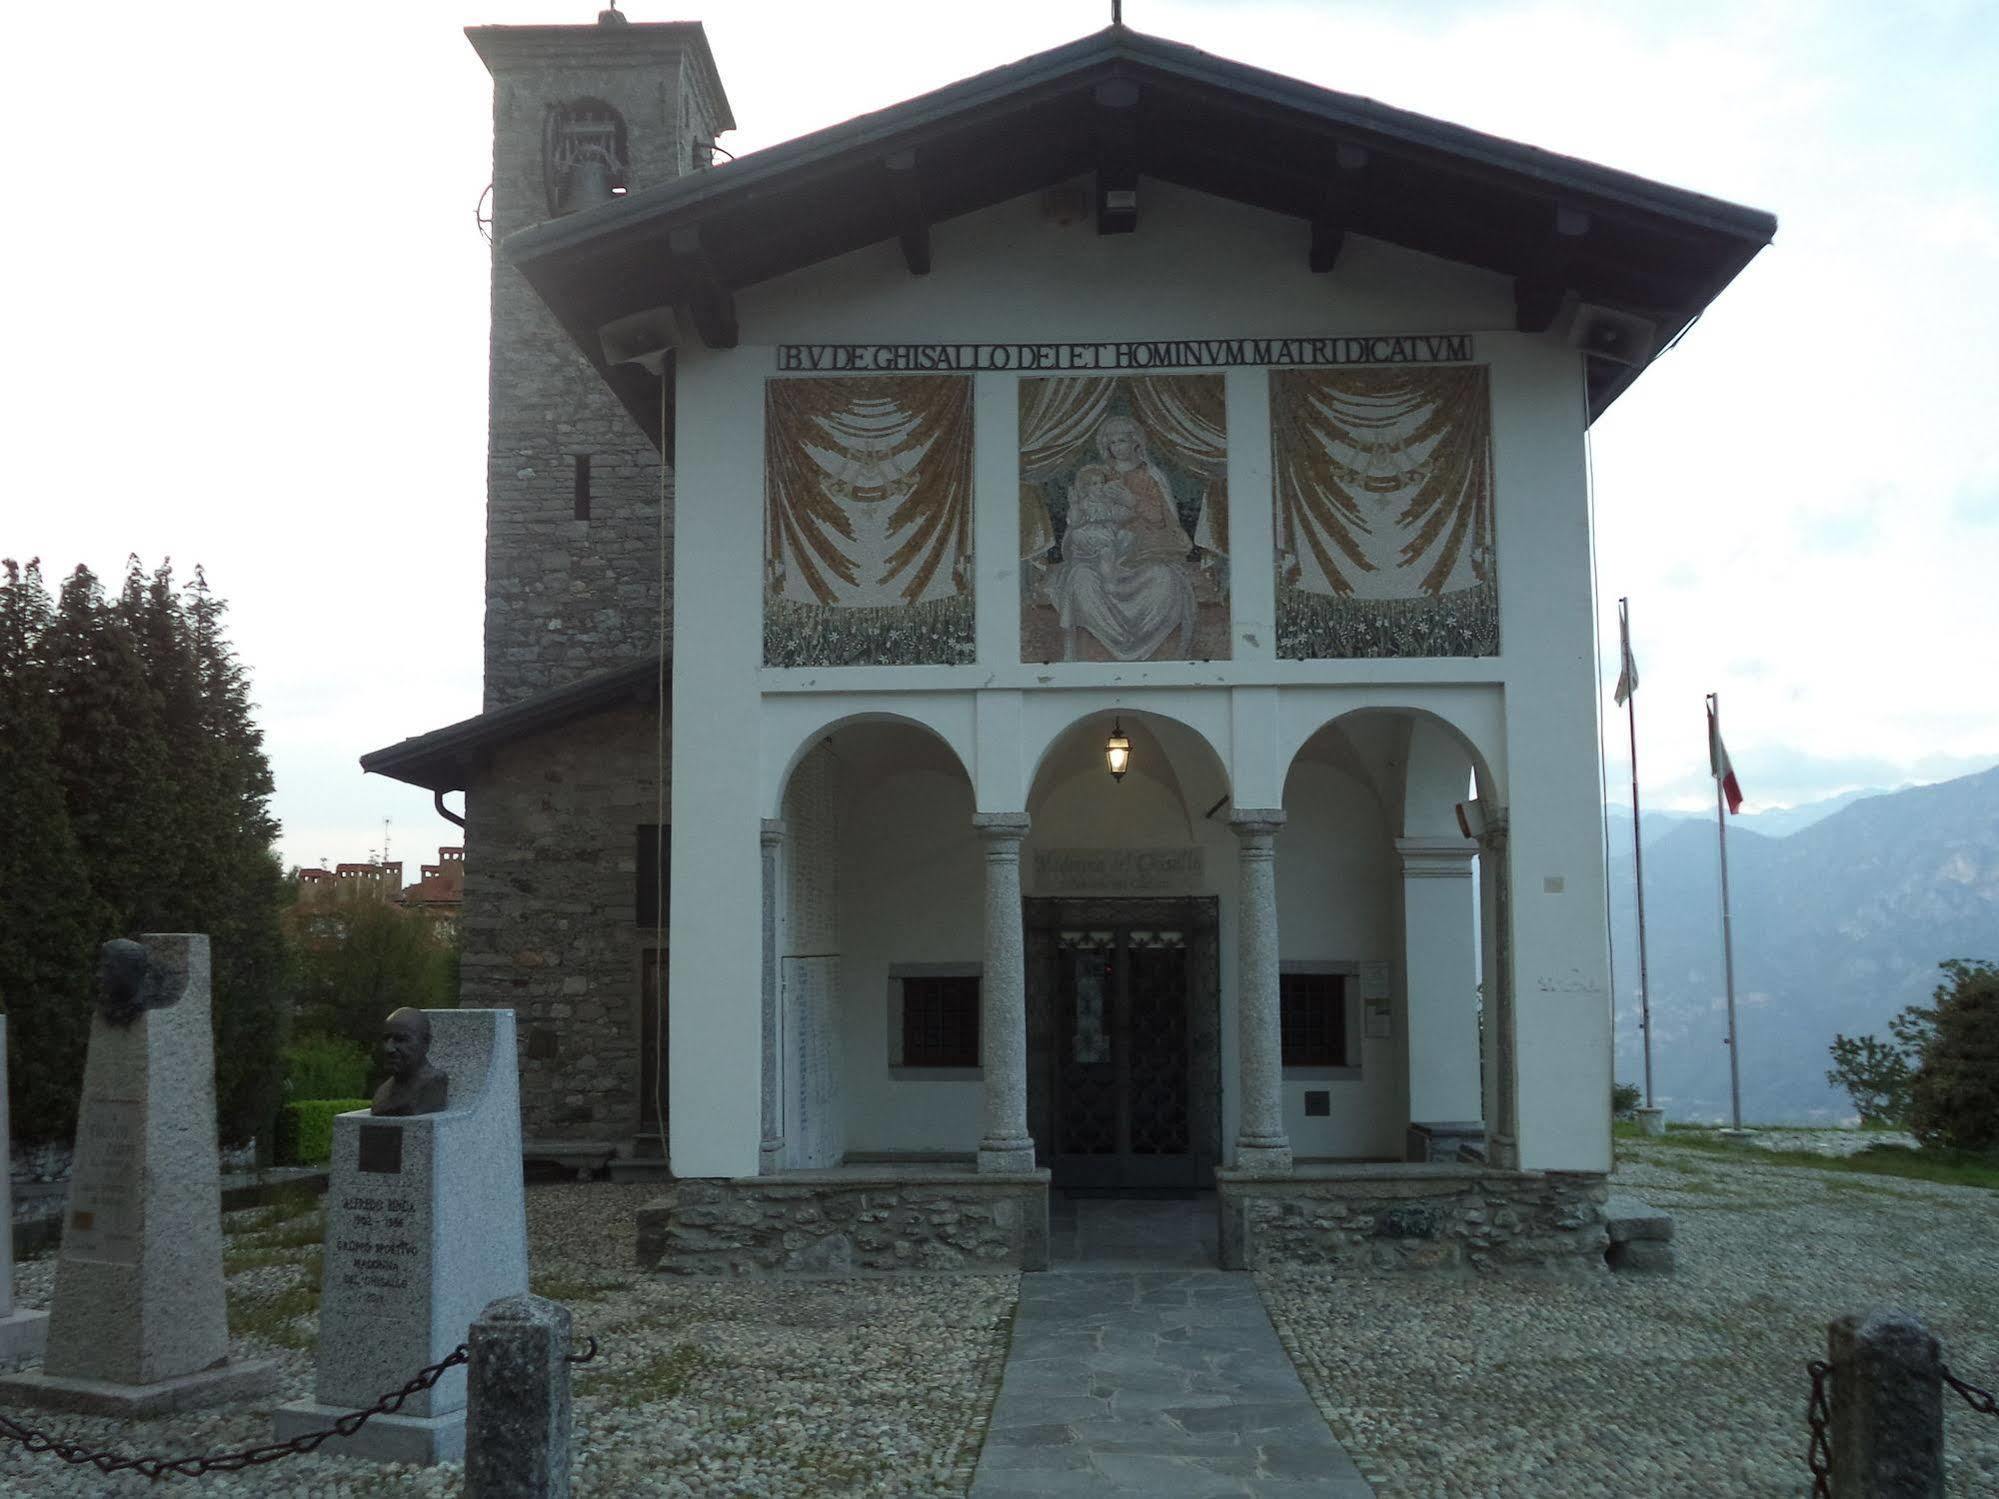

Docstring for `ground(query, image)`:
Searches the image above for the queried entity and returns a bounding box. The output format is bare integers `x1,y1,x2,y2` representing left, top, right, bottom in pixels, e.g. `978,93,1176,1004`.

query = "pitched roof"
507,24,1775,439
360,656,665,792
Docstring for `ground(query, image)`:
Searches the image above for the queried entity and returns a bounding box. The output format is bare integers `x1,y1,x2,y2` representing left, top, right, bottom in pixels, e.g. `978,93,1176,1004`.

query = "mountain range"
1601,763,1999,1123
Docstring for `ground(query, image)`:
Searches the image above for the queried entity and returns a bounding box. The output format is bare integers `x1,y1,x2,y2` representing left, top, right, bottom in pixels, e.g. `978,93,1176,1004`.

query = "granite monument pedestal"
0,1017,49,1371
0,935,276,1412
273,1009,528,1464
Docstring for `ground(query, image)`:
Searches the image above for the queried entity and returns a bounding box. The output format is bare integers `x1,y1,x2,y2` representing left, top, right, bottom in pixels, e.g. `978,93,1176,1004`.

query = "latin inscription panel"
1032,848,1204,896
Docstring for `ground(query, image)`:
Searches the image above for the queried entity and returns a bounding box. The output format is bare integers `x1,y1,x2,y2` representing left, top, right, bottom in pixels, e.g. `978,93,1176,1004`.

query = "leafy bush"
284,1033,370,1101
275,1098,369,1166
1908,960,1999,1152
1827,1033,1919,1126
1612,1081,1642,1118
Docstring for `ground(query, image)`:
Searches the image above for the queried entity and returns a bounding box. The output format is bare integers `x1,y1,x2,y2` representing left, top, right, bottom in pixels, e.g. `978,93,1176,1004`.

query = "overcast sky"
6,0,1994,870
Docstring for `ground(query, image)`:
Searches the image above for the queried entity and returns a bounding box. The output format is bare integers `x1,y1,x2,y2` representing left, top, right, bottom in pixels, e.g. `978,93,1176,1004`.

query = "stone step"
1603,1194,1675,1275
1603,1193,1674,1242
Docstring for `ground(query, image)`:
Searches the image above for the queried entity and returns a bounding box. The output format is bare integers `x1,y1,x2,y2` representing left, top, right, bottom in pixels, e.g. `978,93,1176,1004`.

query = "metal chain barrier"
0,1335,600,1483
1805,1359,1833,1499
1944,1365,1999,1417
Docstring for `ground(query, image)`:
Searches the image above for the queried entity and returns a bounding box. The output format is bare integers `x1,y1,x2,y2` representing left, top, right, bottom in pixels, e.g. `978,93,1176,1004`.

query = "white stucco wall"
666,178,1612,1178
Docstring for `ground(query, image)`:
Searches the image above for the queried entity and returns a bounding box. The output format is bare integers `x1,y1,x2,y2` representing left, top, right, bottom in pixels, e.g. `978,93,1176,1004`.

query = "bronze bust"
370,1007,450,1116
95,939,183,1028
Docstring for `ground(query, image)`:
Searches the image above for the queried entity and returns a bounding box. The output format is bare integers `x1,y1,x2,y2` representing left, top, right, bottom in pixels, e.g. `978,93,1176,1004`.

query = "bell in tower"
543,100,629,216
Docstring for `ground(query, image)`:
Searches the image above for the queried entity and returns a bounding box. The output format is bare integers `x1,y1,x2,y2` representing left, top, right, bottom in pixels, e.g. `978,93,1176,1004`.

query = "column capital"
1395,836,1478,878
972,811,1031,844
1228,808,1287,840
1474,809,1509,855
759,818,787,849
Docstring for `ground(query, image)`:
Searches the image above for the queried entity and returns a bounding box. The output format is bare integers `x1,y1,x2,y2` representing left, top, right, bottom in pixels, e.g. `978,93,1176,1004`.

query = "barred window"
900,975,981,1068
1280,971,1348,1068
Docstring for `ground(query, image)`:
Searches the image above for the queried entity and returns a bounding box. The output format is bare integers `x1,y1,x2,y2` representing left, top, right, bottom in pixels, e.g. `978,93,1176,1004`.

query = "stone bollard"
466,1294,573,1499
1633,1107,1667,1138
1828,1310,1944,1499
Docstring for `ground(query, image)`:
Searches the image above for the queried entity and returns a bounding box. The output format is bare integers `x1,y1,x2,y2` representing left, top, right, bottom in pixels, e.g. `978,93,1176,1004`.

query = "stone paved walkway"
970,1198,1373,1497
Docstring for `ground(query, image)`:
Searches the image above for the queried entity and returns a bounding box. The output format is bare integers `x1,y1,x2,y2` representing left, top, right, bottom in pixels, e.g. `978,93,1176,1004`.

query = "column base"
759,1140,785,1175
1233,1142,1294,1174
976,1143,1037,1174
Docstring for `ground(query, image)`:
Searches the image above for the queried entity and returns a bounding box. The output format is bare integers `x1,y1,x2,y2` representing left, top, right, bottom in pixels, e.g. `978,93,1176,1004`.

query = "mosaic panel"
1019,374,1230,662
764,375,974,667
1272,366,1498,658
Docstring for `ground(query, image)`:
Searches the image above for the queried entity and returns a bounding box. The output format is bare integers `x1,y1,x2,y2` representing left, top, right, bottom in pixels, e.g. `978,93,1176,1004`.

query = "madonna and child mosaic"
764,375,974,667
1271,365,1498,658
1018,374,1231,663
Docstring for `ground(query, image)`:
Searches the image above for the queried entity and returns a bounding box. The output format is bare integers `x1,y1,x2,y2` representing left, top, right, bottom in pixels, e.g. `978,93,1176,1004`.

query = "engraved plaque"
66,1097,142,1265
358,1125,403,1175
1359,961,1392,1000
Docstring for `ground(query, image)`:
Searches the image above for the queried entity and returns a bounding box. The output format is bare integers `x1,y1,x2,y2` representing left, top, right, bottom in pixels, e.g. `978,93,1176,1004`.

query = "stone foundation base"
1217,1163,1607,1274
0,1308,48,1372
273,1400,463,1464
0,1357,277,1416
638,1165,1050,1275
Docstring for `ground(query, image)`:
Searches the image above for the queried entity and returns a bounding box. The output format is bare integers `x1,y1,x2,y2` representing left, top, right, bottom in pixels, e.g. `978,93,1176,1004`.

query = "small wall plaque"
358,1124,403,1175
1360,961,1391,1000
1365,1003,1391,1040
1303,1090,1331,1117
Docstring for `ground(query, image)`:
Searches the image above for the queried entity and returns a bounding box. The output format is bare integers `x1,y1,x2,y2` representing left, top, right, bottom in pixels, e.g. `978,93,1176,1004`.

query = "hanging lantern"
1105,719,1132,781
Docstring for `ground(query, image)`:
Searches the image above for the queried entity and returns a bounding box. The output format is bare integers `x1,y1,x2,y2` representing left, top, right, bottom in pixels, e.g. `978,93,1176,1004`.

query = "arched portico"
1280,707,1505,1167
1018,708,1235,1190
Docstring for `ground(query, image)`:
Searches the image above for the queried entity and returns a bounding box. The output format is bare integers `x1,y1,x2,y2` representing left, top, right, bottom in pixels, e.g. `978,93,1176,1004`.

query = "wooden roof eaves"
360,655,667,793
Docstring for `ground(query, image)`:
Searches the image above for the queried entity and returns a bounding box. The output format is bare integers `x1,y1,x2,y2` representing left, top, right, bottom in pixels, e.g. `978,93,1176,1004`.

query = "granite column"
1477,813,1520,1169
1231,810,1292,1173
759,819,786,1175
974,812,1035,1173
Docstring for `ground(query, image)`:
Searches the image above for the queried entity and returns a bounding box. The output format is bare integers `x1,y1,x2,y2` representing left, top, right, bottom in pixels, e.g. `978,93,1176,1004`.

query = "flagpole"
1709,691,1743,1130
1622,599,1655,1107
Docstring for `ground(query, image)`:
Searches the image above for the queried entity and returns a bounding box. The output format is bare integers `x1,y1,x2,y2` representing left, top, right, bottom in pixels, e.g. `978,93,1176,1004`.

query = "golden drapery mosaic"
764,375,974,667
1018,374,1231,663
1271,366,1497,658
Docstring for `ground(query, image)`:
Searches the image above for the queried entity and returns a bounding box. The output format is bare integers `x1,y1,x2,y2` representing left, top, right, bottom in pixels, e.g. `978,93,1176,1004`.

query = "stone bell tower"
468,13,733,711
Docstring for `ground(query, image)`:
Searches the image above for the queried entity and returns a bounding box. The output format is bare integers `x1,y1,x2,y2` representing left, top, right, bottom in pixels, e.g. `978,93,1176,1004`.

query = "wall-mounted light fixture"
1105,719,1131,781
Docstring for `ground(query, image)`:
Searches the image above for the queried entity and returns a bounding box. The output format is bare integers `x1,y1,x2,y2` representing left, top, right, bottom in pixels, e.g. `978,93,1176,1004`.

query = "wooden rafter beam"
884,149,931,275
1513,203,1590,333
666,225,738,349
1094,76,1140,235
1309,141,1369,273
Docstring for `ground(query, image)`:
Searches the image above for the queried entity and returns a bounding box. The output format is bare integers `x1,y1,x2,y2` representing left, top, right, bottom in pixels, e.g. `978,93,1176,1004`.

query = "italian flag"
1707,697,1744,814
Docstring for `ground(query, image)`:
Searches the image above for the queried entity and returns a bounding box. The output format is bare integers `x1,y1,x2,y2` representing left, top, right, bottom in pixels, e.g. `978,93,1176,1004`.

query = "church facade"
365,15,1772,1270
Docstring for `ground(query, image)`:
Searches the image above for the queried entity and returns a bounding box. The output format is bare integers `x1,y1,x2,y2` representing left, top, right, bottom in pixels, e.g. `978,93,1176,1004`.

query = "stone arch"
765,705,974,818
1281,704,1499,830
1022,703,1231,821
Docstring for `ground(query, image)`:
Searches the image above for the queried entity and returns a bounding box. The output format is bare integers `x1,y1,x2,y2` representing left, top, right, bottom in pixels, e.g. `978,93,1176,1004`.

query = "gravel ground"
1259,1140,1999,1497
1669,1128,1922,1159
0,1182,1017,1498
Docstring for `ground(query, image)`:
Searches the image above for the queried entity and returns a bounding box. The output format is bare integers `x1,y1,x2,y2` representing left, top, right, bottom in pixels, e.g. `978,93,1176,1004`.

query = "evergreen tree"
0,560,101,1141
43,564,176,928
180,567,288,1143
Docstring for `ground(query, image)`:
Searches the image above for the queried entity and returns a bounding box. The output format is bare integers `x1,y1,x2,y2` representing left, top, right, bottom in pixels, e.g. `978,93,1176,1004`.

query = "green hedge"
276,1098,370,1166
284,1033,371,1102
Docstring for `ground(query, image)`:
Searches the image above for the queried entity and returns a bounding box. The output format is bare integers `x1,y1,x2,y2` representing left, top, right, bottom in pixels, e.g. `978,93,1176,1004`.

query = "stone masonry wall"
480,31,728,709
637,1174,1050,1276
461,704,666,1142
1218,1167,1607,1275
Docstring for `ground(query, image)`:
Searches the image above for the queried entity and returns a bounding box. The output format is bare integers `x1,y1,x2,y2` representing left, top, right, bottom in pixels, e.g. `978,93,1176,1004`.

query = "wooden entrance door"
1027,898,1219,1191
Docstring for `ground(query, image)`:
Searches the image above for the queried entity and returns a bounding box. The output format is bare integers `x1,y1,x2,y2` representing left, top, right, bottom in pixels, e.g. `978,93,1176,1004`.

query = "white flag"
1613,599,1639,706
